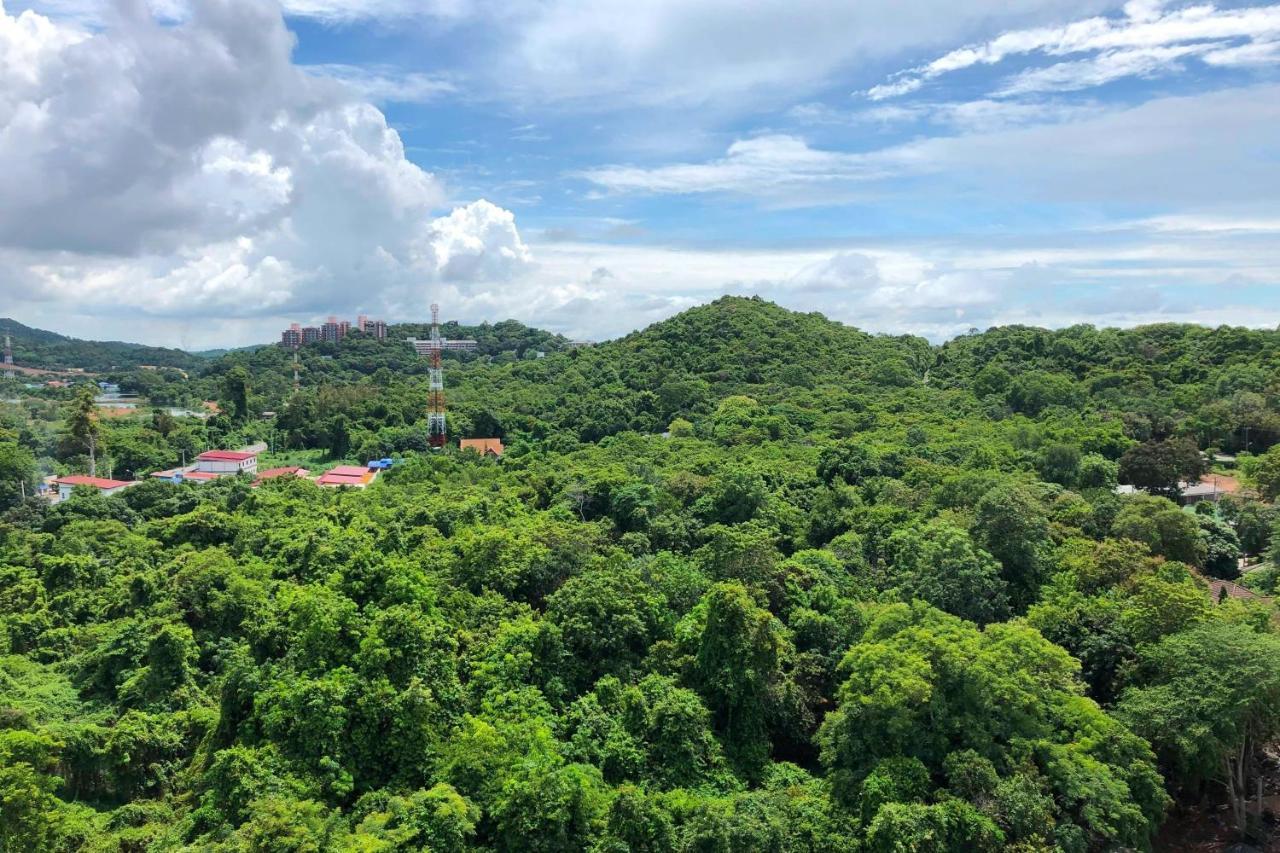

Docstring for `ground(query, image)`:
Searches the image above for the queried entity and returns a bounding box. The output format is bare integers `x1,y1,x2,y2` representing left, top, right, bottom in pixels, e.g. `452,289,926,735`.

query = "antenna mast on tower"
407,303,477,449
2,330,13,379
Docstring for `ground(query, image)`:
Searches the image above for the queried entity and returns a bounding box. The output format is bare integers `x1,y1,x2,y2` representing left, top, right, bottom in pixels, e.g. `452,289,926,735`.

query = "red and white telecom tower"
407,303,477,449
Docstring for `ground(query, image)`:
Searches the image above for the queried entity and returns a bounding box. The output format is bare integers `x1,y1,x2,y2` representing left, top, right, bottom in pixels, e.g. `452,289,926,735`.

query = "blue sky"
2,0,1279,347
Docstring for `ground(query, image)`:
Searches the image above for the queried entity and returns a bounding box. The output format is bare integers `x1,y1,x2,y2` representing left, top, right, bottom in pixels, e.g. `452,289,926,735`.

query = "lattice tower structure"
406,303,477,448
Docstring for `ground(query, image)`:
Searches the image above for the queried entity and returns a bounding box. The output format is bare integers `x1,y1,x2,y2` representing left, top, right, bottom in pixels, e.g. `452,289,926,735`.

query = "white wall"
196,457,258,475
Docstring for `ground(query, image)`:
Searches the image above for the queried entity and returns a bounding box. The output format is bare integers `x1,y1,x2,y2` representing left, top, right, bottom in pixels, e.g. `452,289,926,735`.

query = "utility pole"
407,303,477,449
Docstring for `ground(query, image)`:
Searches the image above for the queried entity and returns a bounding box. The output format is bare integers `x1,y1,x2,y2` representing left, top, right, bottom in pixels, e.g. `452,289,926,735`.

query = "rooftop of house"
197,450,257,462
327,465,373,476
459,437,504,456
316,465,376,487
253,466,309,486
1180,473,1241,497
255,466,308,480
56,475,136,489
1207,578,1269,603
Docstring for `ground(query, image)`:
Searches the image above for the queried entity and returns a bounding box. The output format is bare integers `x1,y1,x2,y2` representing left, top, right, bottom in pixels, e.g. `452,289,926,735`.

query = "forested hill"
604,296,933,387
252,297,1279,457
6,296,1280,851
0,317,206,373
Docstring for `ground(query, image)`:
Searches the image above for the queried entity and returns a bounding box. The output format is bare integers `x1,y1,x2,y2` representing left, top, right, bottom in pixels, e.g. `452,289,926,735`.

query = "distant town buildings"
321,317,349,343
280,315,387,348
359,315,388,339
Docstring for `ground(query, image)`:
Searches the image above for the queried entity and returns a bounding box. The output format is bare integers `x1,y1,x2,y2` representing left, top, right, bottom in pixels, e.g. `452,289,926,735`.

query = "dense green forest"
4,297,1280,851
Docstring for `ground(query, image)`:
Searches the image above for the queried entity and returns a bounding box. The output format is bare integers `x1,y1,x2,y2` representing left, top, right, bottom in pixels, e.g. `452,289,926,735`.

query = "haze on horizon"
2,0,1279,350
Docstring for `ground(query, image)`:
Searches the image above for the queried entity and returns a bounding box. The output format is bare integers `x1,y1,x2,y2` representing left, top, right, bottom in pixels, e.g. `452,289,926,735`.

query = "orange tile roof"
254,466,308,483
459,437,504,456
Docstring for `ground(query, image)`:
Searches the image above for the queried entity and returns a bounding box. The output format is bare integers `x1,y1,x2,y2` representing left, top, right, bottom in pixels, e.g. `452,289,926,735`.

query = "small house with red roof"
195,450,259,476
1207,577,1270,604
54,475,139,501
316,465,376,488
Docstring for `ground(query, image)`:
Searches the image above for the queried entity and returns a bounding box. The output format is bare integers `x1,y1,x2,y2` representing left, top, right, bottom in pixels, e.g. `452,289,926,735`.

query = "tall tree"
67,384,101,477
0,441,37,509
222,365,251,422
973,484,1050,610
1119,622,1280,836
1118,438,1206,497
685,582,788,780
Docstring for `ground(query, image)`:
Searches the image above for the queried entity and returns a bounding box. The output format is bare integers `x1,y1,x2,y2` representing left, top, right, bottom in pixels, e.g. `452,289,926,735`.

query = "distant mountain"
0,317,205,373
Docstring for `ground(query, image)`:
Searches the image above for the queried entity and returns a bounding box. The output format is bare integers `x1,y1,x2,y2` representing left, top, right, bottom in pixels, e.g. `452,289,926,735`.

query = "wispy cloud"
304,64,458,104
578,135,915,198
866,1,1280,99
582,83,1280,211
791,98,1097,132
1098,214,1280,233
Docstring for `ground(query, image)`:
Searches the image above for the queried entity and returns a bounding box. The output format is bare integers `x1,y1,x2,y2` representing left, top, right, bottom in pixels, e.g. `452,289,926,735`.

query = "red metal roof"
183,471,220,481
197,450,257,462
326,465,371,476
316,467,375,487
56,475,135,489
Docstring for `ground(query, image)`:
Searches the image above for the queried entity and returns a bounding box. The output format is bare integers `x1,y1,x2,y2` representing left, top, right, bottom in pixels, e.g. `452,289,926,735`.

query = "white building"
195,450,259,476
54,475,139,501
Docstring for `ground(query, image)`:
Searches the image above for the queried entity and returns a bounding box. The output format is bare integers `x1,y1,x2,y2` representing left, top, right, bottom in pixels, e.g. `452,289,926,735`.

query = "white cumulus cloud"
0,0,531,343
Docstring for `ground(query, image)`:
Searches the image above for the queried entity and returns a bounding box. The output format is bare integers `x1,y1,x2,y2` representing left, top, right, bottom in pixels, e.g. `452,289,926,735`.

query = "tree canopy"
3,296,1280,850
